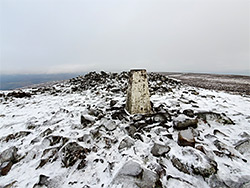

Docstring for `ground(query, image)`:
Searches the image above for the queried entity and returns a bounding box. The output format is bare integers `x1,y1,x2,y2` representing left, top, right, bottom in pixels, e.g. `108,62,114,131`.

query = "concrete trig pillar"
125,69,152,115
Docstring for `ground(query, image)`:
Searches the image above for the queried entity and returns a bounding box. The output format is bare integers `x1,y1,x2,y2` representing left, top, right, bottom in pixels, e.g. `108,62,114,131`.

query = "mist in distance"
0,0,249,75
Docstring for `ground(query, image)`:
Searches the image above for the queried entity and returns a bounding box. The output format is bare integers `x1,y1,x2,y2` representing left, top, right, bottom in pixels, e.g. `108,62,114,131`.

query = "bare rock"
61,142,89,168
80,115,95,128
110,160,160,188
151,143,170,157
171,148,217,177
173,115,198,130
196,111,234,125
0,146,18,164
235,139,250,155
0,161,13,176
177,129,195,147
104,120,117,131
183,109,195,118
118,137,135,150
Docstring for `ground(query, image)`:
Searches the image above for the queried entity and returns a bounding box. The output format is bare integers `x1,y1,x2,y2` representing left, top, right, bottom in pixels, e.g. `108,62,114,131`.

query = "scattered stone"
7,91,31,98
0,147,18,176
42,135,68,147
33,174,50,188
173,115,198,130
207,174,229,188
61,142,89,168
40,128,53,137
110,160,159,188
177,129,195,147
152,113,171,123
196,111,234,125
80,115,95,128
111,109,128,121
3,131,31,142
110,100,118,107
151,143,170,157
0,146,18,164
235,139,250,157
183,109,195,118
125,125,137,137
166,176,194,187
171,148,217,177
77,134,92,144
118,137,135,150
0,161,13,176
90,129,101,139
104,120,117,131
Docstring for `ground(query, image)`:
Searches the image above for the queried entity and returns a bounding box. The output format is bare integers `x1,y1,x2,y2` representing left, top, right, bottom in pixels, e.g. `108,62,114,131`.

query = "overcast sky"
0,0,249,75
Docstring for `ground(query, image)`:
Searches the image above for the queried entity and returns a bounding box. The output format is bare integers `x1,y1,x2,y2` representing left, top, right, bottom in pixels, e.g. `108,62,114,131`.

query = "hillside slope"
0,71,250,188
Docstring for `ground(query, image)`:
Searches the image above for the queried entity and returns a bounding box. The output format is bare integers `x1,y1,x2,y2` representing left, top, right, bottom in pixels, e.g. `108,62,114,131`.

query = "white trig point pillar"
125,69,152,115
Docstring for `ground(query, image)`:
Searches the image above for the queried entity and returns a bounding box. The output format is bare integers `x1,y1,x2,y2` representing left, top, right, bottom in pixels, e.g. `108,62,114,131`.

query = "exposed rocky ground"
0,71,250,188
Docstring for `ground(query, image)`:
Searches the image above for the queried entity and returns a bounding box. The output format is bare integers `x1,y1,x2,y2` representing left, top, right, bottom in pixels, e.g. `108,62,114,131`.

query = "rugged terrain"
0,71,250,188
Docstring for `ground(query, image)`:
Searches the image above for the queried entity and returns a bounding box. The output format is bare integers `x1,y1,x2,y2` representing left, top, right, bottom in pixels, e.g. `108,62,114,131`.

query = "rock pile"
0,71,249,188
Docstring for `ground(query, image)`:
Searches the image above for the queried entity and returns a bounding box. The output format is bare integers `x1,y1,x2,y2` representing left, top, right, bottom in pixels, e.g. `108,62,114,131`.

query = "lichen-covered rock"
151,143,170,157
109,160,159,188
177,129,195,147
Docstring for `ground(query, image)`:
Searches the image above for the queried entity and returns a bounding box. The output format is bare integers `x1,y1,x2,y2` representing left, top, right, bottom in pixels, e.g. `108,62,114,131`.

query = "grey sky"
1,0,249,75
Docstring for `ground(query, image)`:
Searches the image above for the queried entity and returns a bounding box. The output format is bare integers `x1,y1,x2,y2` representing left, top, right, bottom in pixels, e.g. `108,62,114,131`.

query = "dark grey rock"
0,161,13,176
118,137,135,150
196,111,234,125
207,174,229,188
110,160,159,188
110,100,118,107
104,120,117,131
80,115,95,128
151,143,170,157
235,139,250,155
173,115,198,130
171,157,190,174
0,146,18,164
183,109,195,118
61,142,89,168
177,129,195,147
171,148,217,177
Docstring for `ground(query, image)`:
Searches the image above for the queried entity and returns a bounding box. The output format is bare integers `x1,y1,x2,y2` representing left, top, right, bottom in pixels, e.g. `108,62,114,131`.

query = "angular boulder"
177,129,195,147
173,115,198,130
0,146,18,176
110,160,159,188
151,143,170,157
60,142,89,168
118,137,135,150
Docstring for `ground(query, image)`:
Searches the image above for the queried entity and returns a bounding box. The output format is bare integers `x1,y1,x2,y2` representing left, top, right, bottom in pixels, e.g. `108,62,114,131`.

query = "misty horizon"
1,0,249,75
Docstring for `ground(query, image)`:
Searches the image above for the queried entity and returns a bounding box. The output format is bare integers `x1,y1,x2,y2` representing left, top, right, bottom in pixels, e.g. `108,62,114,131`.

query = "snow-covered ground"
0,71,250,188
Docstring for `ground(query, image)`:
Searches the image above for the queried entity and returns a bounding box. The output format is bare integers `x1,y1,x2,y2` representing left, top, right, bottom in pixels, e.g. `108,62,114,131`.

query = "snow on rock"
0,71,250,187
